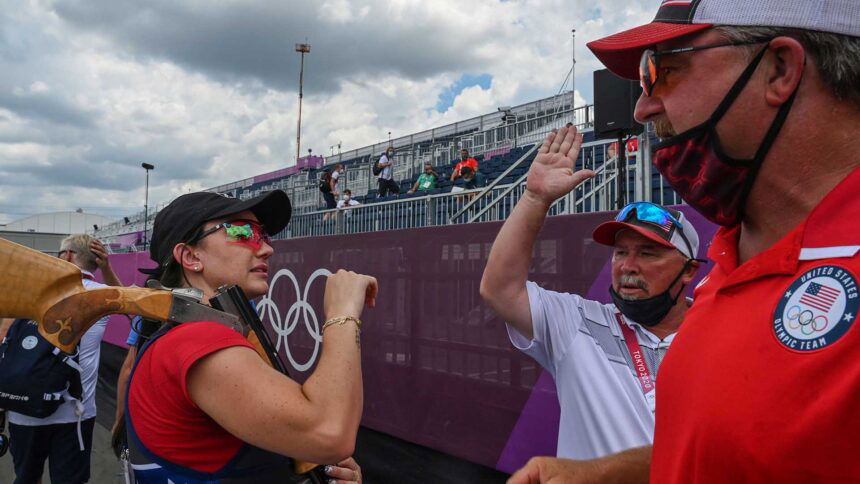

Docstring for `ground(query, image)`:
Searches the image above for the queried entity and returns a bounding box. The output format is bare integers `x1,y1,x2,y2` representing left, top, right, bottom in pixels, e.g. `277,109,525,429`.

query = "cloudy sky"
0,0,654,225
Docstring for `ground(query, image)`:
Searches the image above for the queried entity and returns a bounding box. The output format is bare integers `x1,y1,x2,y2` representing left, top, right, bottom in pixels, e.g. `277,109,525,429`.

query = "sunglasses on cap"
190,219,271,251
639,40,768,96
616,202,696,258
616,202,681,228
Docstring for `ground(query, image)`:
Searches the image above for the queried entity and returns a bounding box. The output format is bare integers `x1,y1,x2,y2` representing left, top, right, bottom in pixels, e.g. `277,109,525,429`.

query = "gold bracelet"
322,316,362,332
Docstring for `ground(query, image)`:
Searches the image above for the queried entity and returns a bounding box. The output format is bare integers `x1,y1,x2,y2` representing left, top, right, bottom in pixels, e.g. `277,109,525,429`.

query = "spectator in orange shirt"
450,149,479,182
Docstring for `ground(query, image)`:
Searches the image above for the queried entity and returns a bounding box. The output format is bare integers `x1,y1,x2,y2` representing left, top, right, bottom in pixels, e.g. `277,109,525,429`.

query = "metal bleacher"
94,92,682,247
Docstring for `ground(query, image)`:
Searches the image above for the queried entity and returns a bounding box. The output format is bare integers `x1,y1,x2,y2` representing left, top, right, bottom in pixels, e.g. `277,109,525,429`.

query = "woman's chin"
242,281,268,300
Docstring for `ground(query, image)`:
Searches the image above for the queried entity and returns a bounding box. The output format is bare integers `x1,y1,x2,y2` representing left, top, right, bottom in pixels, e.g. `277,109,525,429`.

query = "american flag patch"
645,219,674,233
799,282,841,313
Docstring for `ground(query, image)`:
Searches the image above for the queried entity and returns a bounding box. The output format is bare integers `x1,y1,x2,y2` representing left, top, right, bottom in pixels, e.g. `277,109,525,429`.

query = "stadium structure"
94,93,682,247
91,92,713,482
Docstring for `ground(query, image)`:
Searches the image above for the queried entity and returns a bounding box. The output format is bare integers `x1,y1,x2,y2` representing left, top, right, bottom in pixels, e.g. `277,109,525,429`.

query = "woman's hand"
324,457,362,484
324,270,378,319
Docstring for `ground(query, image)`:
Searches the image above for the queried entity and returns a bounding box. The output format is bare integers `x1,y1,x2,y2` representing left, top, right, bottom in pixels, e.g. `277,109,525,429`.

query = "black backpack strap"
1,319,27,344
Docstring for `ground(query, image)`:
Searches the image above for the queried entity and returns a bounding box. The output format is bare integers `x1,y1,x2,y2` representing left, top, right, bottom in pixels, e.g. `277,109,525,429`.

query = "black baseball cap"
143,190,291,275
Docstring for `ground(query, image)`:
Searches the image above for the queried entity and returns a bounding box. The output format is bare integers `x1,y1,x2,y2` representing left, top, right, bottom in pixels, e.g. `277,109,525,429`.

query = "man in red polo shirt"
450,148,479,182
509,1,860,482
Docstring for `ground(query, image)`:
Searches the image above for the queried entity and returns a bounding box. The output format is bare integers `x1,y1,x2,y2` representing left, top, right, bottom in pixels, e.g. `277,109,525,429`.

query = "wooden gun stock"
0,238,173,353
42,288,172,351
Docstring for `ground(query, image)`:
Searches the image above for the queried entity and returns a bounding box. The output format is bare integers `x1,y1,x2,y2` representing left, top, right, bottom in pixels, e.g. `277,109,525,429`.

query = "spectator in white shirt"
337,189,360,209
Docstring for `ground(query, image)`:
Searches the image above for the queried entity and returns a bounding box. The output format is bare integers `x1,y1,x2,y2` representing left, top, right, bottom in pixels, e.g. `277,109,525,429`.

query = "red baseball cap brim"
587,22,712,80
592,221,676,250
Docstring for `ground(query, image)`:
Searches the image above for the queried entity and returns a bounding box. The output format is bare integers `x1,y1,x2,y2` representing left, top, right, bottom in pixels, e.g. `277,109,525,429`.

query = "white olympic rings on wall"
257,268,331,372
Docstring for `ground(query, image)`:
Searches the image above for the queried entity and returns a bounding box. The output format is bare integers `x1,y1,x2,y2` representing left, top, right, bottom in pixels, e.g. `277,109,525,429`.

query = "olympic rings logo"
785,305,828,335
257,268,331,372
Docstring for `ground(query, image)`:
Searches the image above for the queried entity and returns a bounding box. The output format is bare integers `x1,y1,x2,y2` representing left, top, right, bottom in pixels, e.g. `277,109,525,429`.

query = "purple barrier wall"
254,166,299,184
297,154,325,170
101,207,717,472
249,155,325,185
95,252,157,347
482,146,512,159
114,232,144,247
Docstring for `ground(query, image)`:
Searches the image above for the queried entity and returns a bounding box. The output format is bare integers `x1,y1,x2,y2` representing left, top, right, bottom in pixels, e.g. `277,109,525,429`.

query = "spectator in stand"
320,168,338,221
337,189,361,210
607,142,618,163
331,163,344,195
409,163,439,193
450,148,479,182
377,147,399,197
460,166,484,190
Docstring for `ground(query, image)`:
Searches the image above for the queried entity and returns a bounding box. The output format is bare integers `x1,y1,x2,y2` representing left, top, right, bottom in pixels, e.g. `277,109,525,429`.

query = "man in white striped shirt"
481,126,703,460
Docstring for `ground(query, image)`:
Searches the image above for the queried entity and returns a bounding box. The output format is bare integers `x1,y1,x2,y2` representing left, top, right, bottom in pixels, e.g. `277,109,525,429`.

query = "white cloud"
318,0,371,24
0,0,654,224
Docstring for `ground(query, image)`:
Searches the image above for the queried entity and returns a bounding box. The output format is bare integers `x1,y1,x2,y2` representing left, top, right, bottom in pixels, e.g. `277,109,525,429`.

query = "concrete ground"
0,422,122,484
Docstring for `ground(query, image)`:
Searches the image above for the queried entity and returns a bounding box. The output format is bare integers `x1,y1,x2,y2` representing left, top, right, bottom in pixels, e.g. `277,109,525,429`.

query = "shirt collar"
707,166,860,285
618,311,681,344
800,166,860,256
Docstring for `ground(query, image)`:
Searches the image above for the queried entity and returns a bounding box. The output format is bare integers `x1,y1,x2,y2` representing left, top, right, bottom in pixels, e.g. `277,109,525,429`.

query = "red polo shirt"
652,167,860,482
453,158,478,177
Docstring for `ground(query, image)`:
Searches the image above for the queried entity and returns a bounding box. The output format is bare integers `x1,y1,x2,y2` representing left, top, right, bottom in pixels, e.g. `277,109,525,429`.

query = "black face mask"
609,263,690,327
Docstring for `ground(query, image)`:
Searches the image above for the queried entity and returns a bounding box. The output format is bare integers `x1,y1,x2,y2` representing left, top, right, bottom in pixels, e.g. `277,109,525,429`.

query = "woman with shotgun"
123,190,372,483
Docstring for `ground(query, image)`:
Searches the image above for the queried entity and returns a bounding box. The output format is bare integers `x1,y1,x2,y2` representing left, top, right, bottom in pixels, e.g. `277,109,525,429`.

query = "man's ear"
681,258,702,285
172,243,202,272
764,36,806,107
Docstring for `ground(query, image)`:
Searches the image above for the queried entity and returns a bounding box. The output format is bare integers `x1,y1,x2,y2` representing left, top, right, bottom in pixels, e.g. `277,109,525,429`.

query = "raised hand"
323,270,378,320
526,125,595,205
90,239,111,270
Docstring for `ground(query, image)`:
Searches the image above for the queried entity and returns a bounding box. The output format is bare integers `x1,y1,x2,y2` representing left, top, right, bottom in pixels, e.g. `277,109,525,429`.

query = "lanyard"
616,313,657,413
81,273,94,281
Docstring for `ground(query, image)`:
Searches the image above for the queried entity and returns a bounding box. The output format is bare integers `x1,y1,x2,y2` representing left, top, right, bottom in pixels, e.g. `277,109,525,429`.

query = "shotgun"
0,238,326,481
0,238,241,353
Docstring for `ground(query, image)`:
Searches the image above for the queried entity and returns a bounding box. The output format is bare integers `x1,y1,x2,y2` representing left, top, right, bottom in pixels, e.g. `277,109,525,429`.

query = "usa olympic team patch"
773,266,858,352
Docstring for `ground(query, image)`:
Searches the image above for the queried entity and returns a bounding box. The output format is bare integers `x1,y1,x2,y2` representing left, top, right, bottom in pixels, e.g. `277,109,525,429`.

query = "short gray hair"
60,234,99,272
715,26,860,109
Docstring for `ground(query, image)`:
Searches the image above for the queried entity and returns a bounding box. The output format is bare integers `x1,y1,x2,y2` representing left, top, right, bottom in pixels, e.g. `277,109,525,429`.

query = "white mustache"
618,274,648,291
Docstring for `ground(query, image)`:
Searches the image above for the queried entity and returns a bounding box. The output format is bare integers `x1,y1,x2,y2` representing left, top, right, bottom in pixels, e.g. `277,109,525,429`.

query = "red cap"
588,23,711,80
593,221,677,250
586,1,713,80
